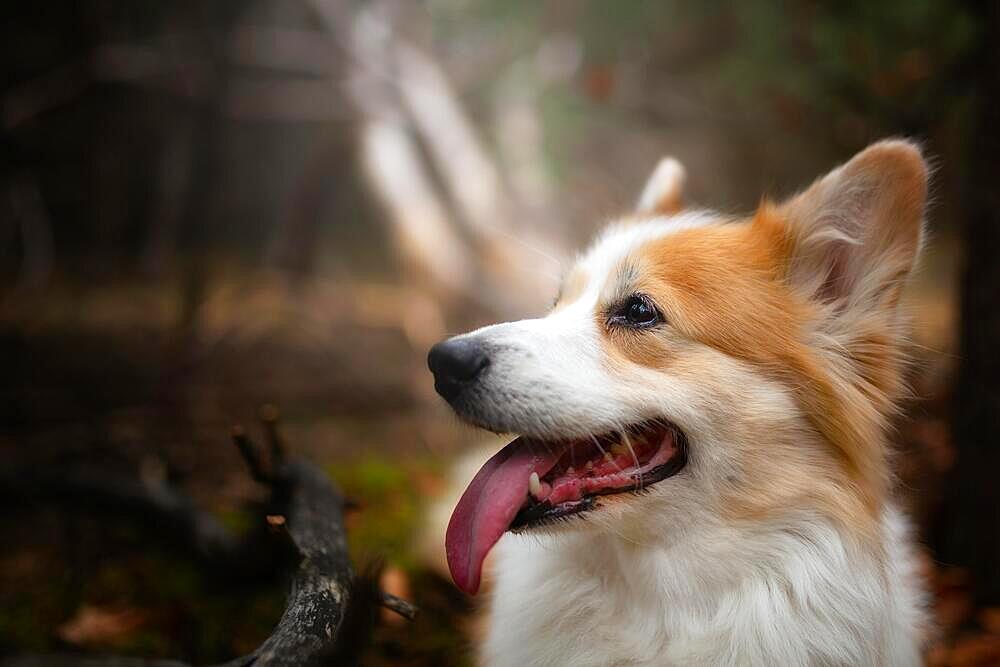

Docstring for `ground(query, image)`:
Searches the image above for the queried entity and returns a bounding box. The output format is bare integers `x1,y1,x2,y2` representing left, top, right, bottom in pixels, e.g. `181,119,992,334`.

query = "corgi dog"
427,140,929,666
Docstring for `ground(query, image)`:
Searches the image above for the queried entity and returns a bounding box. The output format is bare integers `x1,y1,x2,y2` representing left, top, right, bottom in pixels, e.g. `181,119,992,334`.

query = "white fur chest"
481,508,926,667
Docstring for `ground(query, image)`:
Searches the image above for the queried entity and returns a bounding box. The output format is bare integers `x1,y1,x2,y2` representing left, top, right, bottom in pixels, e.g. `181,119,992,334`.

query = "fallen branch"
0,413,416,666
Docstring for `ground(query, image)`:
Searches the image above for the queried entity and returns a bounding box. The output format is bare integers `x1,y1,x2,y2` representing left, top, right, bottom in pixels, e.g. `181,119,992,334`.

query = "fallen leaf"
979,608,1000,634
947,634,1000,667
57,604,146,646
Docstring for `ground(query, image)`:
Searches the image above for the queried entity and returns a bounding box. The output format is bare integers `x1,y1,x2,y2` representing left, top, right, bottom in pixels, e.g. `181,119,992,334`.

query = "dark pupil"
627,298,653,323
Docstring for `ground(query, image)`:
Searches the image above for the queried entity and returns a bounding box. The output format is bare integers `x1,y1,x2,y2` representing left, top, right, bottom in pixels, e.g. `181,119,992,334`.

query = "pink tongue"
445,437,562,594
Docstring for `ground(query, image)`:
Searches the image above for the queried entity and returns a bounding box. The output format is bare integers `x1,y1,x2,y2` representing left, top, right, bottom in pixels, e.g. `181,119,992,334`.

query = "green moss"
327,455,438,572
217,508,255,536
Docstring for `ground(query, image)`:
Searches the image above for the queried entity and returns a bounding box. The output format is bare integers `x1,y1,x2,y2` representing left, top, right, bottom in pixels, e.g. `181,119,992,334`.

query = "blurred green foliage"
328,455,437,572
431,0,978,175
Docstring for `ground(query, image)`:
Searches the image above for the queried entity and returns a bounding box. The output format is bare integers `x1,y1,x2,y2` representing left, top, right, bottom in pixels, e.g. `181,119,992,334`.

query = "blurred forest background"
2,1,999,665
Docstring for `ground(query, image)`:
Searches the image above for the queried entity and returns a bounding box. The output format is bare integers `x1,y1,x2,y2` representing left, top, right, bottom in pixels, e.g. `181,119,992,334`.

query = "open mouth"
445,421,687,594
510,422,687,530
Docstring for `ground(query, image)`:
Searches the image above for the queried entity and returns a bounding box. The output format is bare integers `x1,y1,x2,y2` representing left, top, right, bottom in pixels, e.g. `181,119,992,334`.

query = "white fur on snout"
450,214,716,439
450,307,620,438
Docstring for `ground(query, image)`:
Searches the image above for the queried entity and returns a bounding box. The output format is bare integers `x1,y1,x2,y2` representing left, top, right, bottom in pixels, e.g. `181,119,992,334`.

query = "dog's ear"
774,139,928,311
637,157,686,215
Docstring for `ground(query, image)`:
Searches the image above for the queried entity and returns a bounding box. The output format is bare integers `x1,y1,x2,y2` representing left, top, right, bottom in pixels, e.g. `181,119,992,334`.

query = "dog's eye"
626,296,658,326
611,294,661,329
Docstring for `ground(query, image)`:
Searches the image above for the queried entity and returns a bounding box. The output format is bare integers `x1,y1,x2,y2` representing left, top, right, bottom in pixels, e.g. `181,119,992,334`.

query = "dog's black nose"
428,338,489,400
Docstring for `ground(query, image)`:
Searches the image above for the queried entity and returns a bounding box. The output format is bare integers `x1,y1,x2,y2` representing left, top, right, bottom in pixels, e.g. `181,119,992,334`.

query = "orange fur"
596,202,914,537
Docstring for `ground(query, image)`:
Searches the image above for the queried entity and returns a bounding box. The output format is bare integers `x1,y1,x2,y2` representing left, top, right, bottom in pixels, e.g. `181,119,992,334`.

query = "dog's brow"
603,257,640,304
609,259,641,303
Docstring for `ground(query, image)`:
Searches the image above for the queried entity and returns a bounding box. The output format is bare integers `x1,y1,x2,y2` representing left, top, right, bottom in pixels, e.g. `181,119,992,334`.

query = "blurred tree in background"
937,0,1000,609
2,0,1000,663
0,0,981,282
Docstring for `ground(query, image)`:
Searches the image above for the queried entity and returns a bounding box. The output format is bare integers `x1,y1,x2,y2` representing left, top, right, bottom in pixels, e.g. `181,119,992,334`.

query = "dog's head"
431,140,928,594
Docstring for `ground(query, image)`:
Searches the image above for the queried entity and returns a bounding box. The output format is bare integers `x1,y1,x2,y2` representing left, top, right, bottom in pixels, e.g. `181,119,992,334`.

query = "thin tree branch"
379,592,419,621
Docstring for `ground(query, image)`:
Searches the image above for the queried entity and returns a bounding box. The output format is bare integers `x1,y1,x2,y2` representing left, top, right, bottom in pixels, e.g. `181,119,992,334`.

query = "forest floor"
3,250,999,666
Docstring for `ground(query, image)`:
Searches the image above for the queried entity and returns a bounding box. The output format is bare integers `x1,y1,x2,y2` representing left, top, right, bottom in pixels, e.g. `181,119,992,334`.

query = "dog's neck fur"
484,505,925,666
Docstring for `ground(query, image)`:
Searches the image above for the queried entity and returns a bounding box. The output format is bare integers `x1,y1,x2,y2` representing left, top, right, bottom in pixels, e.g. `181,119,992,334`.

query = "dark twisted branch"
231,460,353,665
1,416,416,667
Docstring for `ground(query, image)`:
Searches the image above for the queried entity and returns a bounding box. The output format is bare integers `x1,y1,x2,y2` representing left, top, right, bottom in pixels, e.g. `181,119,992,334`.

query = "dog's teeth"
610,443,626,456
566,466,575,475
529,472,542,498
604,452,614,462
585,461,594,472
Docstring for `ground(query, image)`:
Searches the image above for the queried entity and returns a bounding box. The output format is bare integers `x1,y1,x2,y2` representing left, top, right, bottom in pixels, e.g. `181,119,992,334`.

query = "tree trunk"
935,0,1000,606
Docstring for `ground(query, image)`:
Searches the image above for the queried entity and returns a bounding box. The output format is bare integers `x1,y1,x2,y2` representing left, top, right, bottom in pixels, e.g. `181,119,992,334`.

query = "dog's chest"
478,512,927,667
483,538,677,667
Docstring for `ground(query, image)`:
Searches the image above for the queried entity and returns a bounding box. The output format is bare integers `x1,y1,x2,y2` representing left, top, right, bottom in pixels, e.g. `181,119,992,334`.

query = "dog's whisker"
621,429,642,489
472,221,564,268
589,433,623,474
536,439,556,458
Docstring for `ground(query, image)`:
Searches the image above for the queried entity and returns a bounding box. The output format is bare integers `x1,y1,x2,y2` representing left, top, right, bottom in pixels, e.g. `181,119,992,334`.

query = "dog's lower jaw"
481,505,927,667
